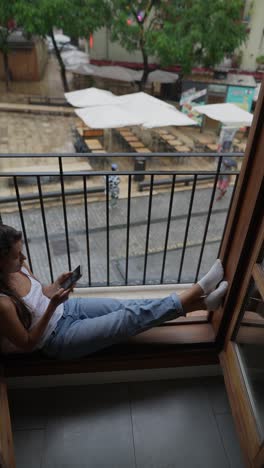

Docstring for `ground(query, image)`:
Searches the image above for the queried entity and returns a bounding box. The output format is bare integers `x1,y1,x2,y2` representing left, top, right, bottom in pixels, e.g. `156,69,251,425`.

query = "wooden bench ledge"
1,286,217,377
2,323,216,377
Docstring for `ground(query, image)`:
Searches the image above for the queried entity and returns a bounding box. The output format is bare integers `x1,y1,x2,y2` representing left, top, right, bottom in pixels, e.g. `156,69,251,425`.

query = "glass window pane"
236,278,264,440
258,242,264,270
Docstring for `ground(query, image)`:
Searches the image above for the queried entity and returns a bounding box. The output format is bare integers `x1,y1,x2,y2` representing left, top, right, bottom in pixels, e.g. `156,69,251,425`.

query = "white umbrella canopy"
46,33,73,51
193,103,253,126
73,90,197,128
66,64,179,83
116,92,196,127
54,33,71,44
87,65,140,82
136,70,179,83
75,104,143,129
61,50,90,73
116,91,174,116
65,87,117,108
142,106,197,127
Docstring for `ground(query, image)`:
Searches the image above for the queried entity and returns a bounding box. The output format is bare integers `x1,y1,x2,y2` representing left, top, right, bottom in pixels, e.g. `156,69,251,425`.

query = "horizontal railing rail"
0,151,243,158
0,152,243,291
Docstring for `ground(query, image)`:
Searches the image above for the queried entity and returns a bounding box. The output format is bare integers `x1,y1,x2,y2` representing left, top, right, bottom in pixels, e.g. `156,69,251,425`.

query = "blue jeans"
42,294,184,360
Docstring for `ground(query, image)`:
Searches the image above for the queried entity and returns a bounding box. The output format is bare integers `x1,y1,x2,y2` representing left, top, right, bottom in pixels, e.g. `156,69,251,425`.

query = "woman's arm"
0,288,71,352
22,263,72,298
42,272,72,298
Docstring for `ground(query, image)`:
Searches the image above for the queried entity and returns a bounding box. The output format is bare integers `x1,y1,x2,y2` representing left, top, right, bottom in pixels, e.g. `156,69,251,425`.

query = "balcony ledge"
2,284,218,381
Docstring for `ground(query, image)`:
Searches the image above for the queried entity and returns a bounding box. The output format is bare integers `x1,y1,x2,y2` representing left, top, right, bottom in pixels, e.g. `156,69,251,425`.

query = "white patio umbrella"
68,64,179,84
46,33,73,51
72,89,197,129
116,92,196,127
193,103,253,127
87,65,140,82
116,91,174,116
75,104,143,129
142,106,197,127
61,50,90,73
137,70,179,83
65,87,117,108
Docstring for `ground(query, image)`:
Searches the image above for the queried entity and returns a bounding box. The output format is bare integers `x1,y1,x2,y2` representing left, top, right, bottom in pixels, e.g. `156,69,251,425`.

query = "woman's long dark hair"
0,224,32,329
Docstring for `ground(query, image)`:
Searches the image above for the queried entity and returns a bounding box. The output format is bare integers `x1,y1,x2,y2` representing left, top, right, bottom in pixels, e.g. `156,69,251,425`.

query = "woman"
0,224,228,360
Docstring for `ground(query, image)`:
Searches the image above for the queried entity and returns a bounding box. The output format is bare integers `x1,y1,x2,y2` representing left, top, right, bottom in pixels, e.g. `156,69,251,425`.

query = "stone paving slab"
0,112,77,155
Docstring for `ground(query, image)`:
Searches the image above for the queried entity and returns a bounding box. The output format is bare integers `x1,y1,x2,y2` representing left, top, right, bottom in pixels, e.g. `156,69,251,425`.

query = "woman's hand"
49,287,73,310
43,272,74,298
54,272,72,289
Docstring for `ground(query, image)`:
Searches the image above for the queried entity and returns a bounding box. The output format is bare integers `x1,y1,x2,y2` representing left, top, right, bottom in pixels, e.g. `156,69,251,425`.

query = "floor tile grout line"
127,383,138,468
212,409,232,468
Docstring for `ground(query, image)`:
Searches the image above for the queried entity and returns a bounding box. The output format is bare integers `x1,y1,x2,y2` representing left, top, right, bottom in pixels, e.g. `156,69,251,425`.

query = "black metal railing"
0,152,242,288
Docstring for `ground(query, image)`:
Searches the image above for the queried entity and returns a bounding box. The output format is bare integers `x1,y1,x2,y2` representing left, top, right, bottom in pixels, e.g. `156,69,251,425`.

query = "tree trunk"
175,71,184,102
3,51,11,91
50,30,69,92
138,41,150,91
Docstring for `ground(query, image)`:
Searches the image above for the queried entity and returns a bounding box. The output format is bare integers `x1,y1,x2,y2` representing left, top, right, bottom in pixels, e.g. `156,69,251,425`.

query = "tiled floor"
8,376,245,468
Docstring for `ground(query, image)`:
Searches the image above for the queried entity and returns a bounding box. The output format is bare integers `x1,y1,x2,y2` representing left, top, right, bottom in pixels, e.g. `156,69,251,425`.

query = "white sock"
198,259,224,294
205,281,228,311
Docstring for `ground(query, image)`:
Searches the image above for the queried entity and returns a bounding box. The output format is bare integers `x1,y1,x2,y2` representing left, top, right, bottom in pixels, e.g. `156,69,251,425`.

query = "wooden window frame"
218,79,264,467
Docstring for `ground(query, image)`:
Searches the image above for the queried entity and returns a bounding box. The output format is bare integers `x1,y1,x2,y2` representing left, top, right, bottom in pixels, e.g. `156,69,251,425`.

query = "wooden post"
0,371,16,468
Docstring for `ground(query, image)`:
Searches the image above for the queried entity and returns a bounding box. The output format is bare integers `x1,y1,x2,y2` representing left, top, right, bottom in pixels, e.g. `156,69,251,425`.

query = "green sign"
226,86,254,112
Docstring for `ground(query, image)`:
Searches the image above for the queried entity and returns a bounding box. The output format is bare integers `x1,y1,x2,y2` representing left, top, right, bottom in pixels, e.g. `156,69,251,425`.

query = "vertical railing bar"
177,175,197,283
83,175,92,286
143,174,154,285
194,156,223,282
125,175,132,285
58,156,71,271
216,173,239,259
37,175,54,282
160,174,176,284
105,174,110,286
13,176,33,271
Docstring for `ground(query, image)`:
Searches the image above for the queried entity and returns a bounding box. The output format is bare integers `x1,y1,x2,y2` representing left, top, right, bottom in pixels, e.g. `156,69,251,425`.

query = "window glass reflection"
236,279,264,439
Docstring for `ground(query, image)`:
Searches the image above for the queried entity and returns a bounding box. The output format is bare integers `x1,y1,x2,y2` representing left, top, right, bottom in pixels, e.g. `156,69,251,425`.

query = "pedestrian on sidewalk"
216,157,237,201
0,224,228,360
105,163,120,208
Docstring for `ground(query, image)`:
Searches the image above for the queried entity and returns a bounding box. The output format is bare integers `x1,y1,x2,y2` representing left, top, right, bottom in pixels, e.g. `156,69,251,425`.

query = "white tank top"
0,267,64,354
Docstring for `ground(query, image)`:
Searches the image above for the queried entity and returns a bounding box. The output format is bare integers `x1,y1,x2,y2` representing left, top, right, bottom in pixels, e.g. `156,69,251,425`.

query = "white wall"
241,0,264,70
90,26,157,64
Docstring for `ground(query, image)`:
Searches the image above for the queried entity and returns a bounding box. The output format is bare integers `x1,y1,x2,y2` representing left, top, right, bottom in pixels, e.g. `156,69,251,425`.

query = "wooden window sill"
2,323,217,377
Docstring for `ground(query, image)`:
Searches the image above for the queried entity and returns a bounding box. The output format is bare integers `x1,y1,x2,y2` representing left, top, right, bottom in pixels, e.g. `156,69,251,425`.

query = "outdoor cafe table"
161,134,176,141
85,139,103,150
124,136,140,142
135,148,151,153
129,141,146,149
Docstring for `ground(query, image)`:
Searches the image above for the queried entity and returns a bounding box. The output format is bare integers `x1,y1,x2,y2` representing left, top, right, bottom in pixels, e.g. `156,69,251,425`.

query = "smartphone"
61,265,82,289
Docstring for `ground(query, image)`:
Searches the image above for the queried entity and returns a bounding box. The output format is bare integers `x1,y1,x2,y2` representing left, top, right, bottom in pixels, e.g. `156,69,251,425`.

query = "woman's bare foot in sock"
205,281,228,311
198,259,224,295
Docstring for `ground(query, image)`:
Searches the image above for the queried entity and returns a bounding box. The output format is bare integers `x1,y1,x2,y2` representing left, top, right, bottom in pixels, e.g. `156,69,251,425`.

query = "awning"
71,89,197,128
67,64,178,84
75,105,143,129
193,103,253,126
138,69,179,83
61,50,90,73
65,87,116,107
142,106,197,127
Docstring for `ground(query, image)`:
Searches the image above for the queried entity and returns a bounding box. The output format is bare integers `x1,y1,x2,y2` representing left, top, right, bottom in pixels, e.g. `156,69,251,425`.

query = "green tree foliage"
108,0,247,86
14,0,110,91
0,1,17,89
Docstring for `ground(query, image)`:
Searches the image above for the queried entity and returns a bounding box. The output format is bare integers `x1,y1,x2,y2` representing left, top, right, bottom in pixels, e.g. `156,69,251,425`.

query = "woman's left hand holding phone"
55,272,72,289
50,286,73,310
